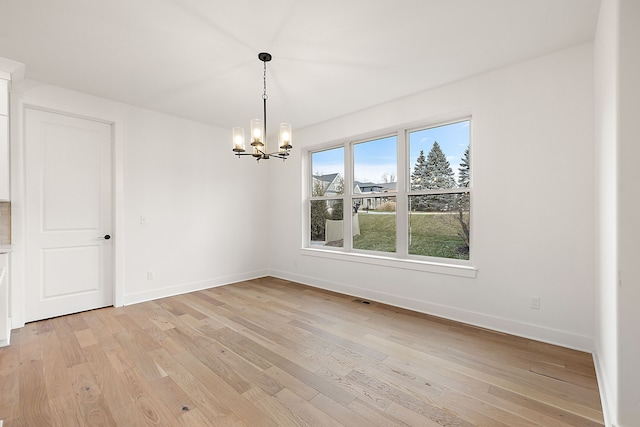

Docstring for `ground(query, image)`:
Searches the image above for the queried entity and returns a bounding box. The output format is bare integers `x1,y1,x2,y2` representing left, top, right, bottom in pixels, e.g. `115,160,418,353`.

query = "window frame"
302,116,476,278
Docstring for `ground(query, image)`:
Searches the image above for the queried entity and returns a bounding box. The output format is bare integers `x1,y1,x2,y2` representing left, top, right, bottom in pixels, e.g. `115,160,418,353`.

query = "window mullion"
396,130,408,258
344,141,353,251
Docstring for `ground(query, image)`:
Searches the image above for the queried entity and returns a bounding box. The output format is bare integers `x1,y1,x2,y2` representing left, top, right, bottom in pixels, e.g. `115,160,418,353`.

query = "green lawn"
352,212,469,260
353,213,396,252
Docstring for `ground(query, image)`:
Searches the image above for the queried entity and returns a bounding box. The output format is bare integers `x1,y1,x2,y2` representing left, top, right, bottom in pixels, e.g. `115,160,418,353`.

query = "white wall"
617,1,640,423
594,0,618,423
595,1,640,425
614,1,640,425
9,79,269,326
269,43,596,351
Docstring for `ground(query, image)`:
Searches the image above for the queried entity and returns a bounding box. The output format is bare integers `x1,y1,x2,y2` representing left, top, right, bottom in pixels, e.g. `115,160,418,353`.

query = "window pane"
353,196,396,253
409,121,470,190
311,147,344,197
408,193,470,259
352,136,397,253
310,199,344,247
354,136,397,194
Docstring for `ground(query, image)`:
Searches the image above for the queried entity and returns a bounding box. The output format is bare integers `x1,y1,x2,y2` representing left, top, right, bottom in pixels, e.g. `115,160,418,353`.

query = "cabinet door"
0,116,7,200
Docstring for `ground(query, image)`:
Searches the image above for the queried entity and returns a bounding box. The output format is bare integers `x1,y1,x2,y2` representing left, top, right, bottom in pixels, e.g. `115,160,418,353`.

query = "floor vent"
353,299,372,305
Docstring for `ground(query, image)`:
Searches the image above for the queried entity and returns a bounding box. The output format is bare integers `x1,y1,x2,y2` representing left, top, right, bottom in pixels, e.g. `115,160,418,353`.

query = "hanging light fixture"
232,52,292,161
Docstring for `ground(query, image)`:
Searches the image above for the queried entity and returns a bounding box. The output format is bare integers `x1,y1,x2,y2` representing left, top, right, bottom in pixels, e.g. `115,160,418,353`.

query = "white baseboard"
122,269,268,306
269,268,593,353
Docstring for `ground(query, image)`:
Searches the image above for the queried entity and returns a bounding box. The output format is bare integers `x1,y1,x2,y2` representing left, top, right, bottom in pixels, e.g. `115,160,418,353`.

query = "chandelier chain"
262,61,268,101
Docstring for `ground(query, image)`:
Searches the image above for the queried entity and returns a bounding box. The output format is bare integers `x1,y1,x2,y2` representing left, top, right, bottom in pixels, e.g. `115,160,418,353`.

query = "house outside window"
307,118,471,263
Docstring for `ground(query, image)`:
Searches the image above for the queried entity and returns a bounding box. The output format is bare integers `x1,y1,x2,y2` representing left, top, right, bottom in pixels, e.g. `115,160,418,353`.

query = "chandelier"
232,52,292,161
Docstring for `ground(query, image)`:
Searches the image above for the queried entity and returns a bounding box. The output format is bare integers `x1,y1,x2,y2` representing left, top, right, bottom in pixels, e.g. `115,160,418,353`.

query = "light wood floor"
0,277,604,426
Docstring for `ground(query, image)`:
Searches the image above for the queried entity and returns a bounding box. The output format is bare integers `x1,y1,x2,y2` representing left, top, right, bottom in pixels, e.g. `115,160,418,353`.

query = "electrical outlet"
140,216,147,224
530,296,540,310
147,271,154,280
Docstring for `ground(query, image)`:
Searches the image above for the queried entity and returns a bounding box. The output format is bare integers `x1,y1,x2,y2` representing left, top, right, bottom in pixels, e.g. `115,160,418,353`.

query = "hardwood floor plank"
164,327,253,395
18,322,43,364
347,397,412,427
82,344,134,413
228,331,356,406
74,328,98,348
383,402,443,427
289,318,388,361
18,359,52,426
149,347,247,425
275,388,343,427
38,325,75,399
264,365,319,401
112,325,166,382
345,369,475,426
68,362,118,425
48,394,83,427
178,406,240,427
488,385,604,426
118,362,181,426
309,392,379,427
51,316,87,368
148,375,196,419
529,361,599,390
242,386,309,426
156,297,209,321
198,325,273,371
0,277,604,426
171,349,277,426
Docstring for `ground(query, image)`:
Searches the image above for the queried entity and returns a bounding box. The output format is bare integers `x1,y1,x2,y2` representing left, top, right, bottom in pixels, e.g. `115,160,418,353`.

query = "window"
408,122,470,259
307,118,471,264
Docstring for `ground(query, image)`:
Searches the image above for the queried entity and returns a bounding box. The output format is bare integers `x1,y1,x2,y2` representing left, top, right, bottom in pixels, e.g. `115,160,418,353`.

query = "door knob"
100,234,111,240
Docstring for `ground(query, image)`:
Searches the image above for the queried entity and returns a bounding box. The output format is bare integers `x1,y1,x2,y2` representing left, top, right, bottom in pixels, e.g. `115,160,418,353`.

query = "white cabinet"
0,253,8,347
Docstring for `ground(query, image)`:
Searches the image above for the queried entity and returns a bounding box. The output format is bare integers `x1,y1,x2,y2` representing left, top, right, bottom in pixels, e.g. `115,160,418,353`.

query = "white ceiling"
0,0,601,134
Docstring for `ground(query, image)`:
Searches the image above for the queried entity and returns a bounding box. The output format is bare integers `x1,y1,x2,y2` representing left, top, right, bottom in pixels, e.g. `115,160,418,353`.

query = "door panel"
25,108,113,322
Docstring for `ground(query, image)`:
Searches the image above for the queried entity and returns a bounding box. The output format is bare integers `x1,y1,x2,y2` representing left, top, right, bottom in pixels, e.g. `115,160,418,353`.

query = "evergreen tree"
411,142,455,211
455,146,470,252
410,150,428,190
410,150,429,211
458,146,470,188
425,141,455,189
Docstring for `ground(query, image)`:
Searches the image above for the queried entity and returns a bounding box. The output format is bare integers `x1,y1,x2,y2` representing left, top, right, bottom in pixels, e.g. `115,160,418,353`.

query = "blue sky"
311,120,470,184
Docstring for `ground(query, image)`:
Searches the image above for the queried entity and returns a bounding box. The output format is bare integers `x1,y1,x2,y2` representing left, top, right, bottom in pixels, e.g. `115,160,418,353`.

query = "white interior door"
25,108,113,322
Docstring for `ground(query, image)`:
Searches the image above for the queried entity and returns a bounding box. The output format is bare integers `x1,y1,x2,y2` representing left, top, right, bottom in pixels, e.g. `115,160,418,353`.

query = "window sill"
300,247,477,278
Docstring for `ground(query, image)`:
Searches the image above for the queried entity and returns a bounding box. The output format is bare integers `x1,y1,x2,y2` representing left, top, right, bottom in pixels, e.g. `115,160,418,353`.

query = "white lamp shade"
279,123,292,150
250,119,263,146
232,127,245,152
